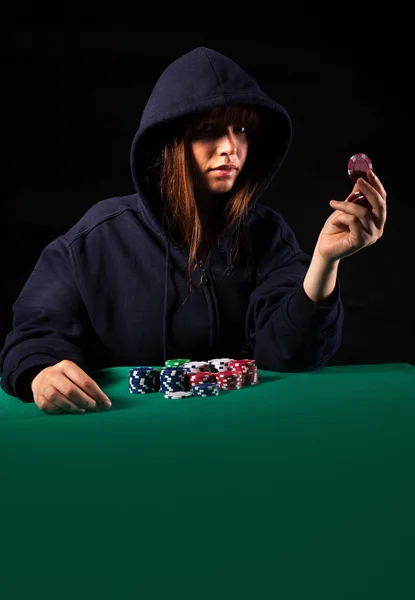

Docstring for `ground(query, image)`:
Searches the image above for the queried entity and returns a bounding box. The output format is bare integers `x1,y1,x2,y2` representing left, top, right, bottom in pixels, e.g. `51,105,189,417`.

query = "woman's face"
188,113,250,199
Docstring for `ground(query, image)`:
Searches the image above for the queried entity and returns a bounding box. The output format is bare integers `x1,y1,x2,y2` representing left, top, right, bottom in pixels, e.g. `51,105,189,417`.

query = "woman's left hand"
316,169,387,262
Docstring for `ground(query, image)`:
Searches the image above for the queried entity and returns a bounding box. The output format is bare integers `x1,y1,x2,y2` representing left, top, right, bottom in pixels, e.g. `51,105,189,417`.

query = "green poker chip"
164,358,191,367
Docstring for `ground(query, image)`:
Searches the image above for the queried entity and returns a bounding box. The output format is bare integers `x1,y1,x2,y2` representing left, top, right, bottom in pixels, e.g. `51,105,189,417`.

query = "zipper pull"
199,261,208,285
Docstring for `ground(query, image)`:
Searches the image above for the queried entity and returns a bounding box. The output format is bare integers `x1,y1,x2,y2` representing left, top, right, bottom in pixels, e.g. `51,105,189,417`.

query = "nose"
218,126,238,156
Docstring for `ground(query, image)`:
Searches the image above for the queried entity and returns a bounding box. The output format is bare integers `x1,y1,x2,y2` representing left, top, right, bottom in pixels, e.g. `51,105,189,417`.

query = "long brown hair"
158,105,262,286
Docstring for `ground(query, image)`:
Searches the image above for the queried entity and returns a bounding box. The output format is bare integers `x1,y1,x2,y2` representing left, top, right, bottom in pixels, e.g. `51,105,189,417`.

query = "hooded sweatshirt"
0,47,344,401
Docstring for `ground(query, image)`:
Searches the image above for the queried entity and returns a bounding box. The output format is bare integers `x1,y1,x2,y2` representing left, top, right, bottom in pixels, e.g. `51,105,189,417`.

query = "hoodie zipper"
198,257,219,349
199,260,208,286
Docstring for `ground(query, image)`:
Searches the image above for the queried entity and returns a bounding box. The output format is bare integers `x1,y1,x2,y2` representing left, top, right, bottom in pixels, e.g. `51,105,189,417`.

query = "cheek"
240,142,249,166
190,142,209,172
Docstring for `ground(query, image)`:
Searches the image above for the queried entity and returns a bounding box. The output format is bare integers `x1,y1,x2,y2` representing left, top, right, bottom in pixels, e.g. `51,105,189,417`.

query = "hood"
130,46,292,234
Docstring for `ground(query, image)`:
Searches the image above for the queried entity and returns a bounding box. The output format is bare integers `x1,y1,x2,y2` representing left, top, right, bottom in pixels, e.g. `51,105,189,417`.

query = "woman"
0,47,387,414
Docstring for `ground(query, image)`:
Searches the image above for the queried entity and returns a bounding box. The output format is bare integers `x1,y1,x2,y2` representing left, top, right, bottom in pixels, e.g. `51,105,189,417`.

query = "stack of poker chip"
228,359,258,385
189,371,217,386
128,356,259,399
215,369,243,391
181,361,215,385
208,358,234,373
182,360,211,374
192,382,221,397
160,360,193,399
129,367,161,394
182,360,219,397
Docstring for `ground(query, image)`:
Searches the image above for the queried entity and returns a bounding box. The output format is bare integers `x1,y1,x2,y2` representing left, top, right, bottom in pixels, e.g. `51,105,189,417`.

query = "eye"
193,122,249,137
197,122,215,133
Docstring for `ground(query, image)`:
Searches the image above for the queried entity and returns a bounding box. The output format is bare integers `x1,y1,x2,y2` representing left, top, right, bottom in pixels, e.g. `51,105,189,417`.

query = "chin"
211,184,234,194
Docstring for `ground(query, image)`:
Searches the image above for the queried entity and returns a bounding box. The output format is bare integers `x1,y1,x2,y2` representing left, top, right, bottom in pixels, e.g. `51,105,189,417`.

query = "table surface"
1,363,415,600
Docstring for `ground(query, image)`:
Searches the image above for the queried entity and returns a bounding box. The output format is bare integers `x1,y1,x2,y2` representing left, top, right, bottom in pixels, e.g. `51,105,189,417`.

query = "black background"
5,18,413,367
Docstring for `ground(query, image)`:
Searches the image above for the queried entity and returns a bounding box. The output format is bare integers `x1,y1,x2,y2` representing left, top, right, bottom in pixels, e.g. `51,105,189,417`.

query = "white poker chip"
164,391,193,399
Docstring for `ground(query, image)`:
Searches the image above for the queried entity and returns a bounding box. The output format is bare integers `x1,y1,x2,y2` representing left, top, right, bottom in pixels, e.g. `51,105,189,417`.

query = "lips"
211,167,237,177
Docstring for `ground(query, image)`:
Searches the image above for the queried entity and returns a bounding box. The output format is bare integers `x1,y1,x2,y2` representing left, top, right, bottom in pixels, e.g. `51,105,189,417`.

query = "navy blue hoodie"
0,47,344,401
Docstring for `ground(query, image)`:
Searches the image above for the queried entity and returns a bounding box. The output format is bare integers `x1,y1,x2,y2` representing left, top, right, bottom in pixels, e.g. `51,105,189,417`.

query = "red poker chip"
190,372,216,384
347,153,373,183
349,191,372,212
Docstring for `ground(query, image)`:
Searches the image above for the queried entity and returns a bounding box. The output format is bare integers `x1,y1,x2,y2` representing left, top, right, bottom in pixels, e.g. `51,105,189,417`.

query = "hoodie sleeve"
0,236,89,401
245,211,344,372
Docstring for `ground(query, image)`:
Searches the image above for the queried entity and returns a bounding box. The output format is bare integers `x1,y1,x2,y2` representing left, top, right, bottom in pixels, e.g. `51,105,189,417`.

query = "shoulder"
248,203,301,252
61,194,143,246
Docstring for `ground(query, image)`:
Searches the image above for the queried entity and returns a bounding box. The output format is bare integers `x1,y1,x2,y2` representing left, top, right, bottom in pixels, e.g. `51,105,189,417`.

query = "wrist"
303,251,340,304
312,248,340,272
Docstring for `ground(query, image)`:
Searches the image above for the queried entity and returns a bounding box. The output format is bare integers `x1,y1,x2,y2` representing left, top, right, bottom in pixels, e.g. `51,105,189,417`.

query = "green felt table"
1,363,414,600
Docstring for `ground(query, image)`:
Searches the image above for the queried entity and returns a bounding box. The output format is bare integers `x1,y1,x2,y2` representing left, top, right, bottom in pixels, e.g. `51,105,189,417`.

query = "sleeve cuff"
7,354,59,402
287,280,341,334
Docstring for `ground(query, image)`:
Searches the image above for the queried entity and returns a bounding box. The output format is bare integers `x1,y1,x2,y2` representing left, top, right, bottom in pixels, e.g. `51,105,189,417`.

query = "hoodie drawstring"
163,241,170,363
163,240,232,362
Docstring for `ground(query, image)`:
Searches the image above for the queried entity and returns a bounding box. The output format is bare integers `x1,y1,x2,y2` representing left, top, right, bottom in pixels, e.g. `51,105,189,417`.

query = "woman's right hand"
31,360,112,415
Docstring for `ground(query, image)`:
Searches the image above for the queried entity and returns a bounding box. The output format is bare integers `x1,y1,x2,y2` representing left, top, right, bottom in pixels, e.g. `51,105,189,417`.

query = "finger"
36,389,86,415
361,171,387,233
348,170,386,201
355,178,381,210
366,169,386,199
46,371,98,411
61,361,112,409
330,211,374,247
330,201,376,237
346,171,386,204
40,398,65,415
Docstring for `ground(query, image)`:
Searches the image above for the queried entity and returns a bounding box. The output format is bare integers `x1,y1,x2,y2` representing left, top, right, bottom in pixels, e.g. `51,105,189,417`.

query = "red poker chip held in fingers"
348,153,373,183
347,153,373,212
349,192,372,212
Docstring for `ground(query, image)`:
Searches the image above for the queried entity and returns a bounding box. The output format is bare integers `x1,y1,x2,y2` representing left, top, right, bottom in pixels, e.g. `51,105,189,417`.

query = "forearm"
303,250,340,305
251,282,344,372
